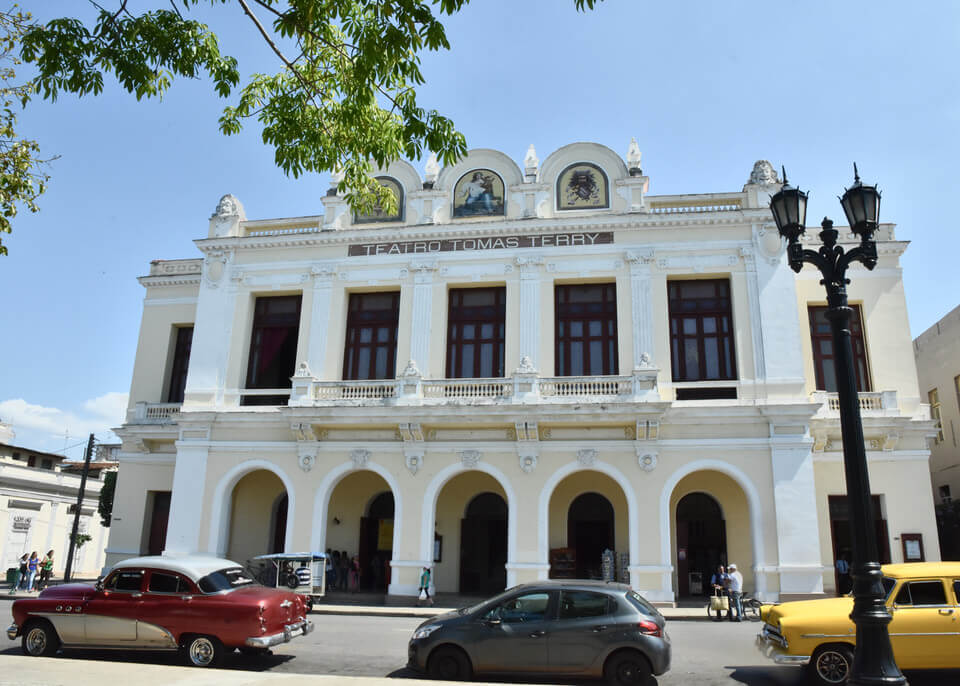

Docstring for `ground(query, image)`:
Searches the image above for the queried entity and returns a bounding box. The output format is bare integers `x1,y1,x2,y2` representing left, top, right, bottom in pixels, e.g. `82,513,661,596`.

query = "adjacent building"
913,305,960,557
108,143,938,603
0,422,113,578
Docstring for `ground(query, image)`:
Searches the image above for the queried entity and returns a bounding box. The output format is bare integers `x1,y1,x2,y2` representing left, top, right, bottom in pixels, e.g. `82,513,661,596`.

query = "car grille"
761,623,787,649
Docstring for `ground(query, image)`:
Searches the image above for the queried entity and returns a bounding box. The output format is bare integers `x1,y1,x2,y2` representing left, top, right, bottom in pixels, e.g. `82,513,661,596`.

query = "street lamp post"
769,166,907,686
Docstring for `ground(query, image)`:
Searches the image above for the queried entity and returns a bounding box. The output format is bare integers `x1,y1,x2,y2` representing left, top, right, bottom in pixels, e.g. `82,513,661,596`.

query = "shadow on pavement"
728,665,960,686
0,646,294,672
386,667,658,685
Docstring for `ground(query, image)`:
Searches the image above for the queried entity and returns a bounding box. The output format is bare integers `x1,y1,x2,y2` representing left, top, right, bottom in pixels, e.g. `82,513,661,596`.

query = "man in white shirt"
727,563,744,622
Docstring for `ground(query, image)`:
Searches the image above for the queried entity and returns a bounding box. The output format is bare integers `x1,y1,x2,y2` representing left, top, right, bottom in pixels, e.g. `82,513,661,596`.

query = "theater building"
108,142,938,602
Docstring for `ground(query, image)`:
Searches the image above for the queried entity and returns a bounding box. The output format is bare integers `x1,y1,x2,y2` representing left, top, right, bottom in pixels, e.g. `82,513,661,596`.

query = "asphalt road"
1,614,957,685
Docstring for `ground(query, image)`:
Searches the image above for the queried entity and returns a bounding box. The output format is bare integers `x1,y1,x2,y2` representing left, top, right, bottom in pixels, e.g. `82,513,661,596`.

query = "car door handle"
592,625,608,632
938,608,954,615
131,593,143,598
529,630,546,638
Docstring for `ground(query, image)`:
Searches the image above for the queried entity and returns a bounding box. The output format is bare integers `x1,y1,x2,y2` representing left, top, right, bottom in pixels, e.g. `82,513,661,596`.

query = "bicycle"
704,592,763,620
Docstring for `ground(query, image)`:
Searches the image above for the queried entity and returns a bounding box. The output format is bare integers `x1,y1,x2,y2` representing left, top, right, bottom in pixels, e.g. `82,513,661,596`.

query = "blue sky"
1,0,958,458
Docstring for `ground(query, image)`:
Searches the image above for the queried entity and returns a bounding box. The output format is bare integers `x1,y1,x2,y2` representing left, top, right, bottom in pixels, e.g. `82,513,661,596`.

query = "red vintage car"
6,555,313,667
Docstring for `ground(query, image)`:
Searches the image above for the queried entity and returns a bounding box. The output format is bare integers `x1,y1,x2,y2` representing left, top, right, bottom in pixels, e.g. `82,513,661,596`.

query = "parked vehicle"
407,580,670,684
6,555,313,667
756,562,960,685
250,552,326,612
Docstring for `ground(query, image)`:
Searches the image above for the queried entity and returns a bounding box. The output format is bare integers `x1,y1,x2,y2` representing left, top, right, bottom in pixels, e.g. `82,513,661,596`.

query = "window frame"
166,325,194,404
446,287,506,379
668,279,737,382
342,291,401,381
893,580,949,608
244,294,303,405
808,304,871,392
558,590,614,620
146,570,195,595
554,283,619,377
105,570,145,593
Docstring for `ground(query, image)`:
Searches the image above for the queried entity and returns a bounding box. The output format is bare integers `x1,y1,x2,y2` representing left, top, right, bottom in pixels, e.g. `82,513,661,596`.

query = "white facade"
0,433,111,578
110,143,938,603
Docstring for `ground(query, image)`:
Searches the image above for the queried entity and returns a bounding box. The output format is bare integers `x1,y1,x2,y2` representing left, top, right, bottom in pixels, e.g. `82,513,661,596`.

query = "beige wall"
325,470,391,556
227,469,285,564
548,470,629,554
127,300,196,412
105,460,174,568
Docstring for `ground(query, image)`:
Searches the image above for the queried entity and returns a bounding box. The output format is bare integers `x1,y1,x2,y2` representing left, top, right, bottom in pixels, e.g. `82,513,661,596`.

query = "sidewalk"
0,655,471,686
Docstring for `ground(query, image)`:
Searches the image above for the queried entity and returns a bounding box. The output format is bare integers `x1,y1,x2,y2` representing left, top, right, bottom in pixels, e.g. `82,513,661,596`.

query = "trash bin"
5,567,15,584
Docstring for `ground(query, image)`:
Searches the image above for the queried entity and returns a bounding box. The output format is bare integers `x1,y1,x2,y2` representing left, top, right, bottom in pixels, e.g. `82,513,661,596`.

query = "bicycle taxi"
250,552,327,611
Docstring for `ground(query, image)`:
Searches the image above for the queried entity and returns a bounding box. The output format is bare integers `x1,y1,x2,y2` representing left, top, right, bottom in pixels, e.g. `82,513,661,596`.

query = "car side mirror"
94,577,104,592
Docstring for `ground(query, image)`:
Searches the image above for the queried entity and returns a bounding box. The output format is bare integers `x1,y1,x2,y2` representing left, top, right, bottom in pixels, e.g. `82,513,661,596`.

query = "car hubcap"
26,628,46,655
617,660,642,684
190,638,215,666
817,651,849,683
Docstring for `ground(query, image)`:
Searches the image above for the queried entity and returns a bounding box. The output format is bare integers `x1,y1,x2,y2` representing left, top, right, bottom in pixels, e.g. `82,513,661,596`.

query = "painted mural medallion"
558,163,608,210
354,176,404,223
453,169,505,218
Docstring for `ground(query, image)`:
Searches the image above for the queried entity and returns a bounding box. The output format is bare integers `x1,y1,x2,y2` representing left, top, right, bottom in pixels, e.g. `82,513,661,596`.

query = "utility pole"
64,433,95,582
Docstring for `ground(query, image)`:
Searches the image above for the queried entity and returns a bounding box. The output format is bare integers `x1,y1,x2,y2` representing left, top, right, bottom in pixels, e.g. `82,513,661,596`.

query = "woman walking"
418,566,433,606
37,550,54,591
25,551,39,592
8,554,27,594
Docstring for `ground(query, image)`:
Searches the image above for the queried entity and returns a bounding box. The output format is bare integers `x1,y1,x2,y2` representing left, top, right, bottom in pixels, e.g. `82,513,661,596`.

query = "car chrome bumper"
755,630,809,666
7,623,18,640
245,619,314,648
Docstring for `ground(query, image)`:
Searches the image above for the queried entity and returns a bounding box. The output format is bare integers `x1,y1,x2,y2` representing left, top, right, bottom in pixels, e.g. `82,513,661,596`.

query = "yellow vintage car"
756,562,960,685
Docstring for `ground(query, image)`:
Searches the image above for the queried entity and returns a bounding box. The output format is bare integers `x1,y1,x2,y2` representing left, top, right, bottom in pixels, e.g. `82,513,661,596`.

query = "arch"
435,148,523,190
208,460,297,558
453,168,505,218
421,461,517,585
567,491,616,579
537,460,639,577
460,491,508,593
659,460,766,583
367,491,395,519
310,460,403,561
675,491,726,596
353,175,404,224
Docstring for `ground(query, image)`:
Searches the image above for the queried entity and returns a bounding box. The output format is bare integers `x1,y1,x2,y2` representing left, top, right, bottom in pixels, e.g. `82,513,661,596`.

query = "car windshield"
197,566,258,593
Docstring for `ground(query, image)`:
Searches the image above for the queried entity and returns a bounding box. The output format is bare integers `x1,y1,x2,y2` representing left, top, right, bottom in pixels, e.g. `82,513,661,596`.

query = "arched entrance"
460,492,507,593
568,492,615,579
547,471,628,581
675,492,725,597
362,491,394,592
227,469,288,563
325,470,395,593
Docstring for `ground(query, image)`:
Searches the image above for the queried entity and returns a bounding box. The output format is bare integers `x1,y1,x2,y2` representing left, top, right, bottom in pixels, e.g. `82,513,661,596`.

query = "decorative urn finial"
424,153,440,189
627,137,642,175
524,144,539,180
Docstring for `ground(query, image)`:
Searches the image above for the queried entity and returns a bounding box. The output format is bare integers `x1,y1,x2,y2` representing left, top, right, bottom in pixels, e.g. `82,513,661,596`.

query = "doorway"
568,492,615,579
459,492,507,593
360,491,394,591
828,495,890,594
676,492,726,597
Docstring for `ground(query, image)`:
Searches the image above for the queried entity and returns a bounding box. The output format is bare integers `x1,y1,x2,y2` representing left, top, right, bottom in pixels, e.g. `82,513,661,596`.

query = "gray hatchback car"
407,580,670,684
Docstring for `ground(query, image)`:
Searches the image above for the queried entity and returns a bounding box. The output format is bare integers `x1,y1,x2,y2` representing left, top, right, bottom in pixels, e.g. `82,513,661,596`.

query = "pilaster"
516,256,545,369
306,264,337,378
409,260,439,370
164,441,209,555
626,250,655,369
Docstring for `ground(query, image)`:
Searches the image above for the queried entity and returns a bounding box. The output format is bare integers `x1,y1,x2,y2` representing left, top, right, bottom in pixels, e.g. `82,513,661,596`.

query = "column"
626,250,655,368
183,249,239,408
741,248,766,382
408,261,438,371
306,264,336,377
771,438,825,598
163,443,209,555
517,256,544,367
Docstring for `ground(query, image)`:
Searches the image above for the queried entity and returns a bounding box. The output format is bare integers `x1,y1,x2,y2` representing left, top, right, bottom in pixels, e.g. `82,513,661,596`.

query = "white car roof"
110,555,244,582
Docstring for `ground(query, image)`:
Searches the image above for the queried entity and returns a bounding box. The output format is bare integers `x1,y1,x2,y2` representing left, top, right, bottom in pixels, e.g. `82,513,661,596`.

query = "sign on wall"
348,231,614,257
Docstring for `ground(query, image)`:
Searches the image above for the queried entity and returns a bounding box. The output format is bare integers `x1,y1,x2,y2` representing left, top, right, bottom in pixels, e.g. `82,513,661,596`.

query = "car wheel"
285,574,299,589
605,650,652,686
21,621,60,657
184,634,224,667
810,644,854,685
427,646,472,681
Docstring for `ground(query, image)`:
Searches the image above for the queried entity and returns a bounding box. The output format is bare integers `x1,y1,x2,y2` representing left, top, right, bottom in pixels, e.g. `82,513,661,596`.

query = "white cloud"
0,392,129,457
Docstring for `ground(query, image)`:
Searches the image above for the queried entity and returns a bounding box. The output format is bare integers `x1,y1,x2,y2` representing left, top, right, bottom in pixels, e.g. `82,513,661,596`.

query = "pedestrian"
9,553,27,594
338,551,349,591
324,549,334,589
727,563,744,622
836,551,851,595
370,552,382,591
350,554,360,592
330,550,340,590
418,566,434,606
37,550,54,591
709,564,729,621
26,551,39,592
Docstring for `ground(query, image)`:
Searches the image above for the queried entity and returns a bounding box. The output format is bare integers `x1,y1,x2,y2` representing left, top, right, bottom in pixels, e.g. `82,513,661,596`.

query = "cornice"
137,275,202,289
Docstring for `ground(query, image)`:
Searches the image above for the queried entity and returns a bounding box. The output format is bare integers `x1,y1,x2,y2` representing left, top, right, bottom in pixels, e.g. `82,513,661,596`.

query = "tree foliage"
98,470,117,527
0,6,53,257
19,0,602,218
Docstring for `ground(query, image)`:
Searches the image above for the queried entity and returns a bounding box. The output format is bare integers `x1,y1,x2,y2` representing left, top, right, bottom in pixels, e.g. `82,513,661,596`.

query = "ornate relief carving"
404,448,425,475
517,445,539,473
459,449,481,468
298,449,317,472
350,448,371,469
812,431,829,453
294,362,313,379
637,450,658,472
625,249,655,265
882,432,899,452
400,360,422,378
203,250,232,288
539,427,552,440
576,448,598,467
514,356,537,375
753,224,786,266
292,422,317,442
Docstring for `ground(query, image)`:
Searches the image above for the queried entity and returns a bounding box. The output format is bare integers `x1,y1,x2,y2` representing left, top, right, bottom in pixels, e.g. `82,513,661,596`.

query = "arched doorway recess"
675,492,725,597
460,492,507,593
568,492,615,579
227,469,287,563
363,491,394,592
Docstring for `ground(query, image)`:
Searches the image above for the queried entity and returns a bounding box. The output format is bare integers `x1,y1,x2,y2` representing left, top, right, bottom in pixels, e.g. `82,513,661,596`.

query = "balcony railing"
289,363,660,407
810,390,899,417
131,402,181,424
